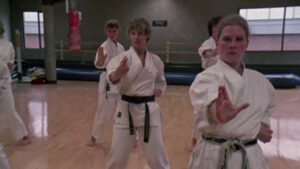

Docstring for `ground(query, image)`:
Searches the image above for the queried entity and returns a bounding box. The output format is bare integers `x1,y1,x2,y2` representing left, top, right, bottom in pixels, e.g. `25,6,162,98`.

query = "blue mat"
165,72,300,88
164,72,197,85
55,68,300,88
57,68,103,81
265,73,300,88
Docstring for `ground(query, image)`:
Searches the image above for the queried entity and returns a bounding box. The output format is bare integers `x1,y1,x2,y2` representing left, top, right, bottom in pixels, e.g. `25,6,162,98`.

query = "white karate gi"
198,36,218,69
192,37,218,140
0,39,14,65
188,59,276,169
193,36,219,140
91,38,124,141
106,47,170,169
0,43,28,141
0,143,10,169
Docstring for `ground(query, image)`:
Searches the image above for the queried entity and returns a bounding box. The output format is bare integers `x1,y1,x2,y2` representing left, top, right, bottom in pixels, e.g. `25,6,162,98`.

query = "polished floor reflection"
0,81,299,169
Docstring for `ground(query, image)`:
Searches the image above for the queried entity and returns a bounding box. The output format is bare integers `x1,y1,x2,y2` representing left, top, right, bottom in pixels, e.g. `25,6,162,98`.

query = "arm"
154,59,166,97
257,83,276,143
198,38,217,57
198,39,218,69
261,85,276,126
94,47,107,67
189,72,219,123
7,42,15,71
0,62,10,87
202,48,218,58
109,57,129,84
257,123,273,143
94,44,109,69
208,86,250,123
0,62,6,78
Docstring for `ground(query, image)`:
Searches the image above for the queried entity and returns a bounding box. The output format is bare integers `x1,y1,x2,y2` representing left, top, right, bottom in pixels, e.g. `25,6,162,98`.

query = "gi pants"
0,85,28,140
106,125,170,169
92,72,118,140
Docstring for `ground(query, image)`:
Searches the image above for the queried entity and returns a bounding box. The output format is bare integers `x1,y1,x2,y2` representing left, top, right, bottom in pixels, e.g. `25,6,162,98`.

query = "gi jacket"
107,47,166,128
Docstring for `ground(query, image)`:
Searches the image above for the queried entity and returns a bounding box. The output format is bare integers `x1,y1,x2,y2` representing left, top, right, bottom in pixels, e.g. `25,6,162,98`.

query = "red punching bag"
68,9,81,51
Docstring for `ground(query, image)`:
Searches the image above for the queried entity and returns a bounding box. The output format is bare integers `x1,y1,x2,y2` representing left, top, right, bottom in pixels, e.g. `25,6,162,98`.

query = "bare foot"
87,136,96,147
18,136,31,146
133,139,138,148
189,138,197,152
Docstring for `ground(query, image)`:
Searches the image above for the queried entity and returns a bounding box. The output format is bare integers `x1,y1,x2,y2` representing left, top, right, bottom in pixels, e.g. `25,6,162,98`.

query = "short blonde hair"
128,18,151,41
217,14,249,41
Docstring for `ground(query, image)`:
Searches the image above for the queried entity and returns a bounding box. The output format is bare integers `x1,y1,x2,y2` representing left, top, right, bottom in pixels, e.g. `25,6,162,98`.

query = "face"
216,24,248,68
106,27,120,42
212,25,218,40
129,29,148,50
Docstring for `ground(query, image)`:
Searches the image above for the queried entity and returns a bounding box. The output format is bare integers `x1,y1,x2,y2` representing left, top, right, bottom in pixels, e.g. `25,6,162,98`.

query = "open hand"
116,57,129,75
215,86,250,123
96,47,107,66
109,57,129,83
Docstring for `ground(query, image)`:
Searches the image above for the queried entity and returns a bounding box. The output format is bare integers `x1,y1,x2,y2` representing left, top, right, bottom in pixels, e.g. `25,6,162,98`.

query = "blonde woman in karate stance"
190,16,223,152
105,18,170,169
189,14,275,169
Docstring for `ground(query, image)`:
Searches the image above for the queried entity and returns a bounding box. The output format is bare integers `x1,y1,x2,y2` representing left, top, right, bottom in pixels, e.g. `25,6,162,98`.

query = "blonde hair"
217,14,249,41
128,18,151,41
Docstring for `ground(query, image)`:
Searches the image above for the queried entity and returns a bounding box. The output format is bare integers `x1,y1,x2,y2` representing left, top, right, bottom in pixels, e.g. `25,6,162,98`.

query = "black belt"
121,95,155,143
105,83,110,99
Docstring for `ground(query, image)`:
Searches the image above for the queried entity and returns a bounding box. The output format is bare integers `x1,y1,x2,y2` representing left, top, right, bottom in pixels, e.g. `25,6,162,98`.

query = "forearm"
208,101,220,123
96,57,105,66
155,78,166,95
109,71,121,84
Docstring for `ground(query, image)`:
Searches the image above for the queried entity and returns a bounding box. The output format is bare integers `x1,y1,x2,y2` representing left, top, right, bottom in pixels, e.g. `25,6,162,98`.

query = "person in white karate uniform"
105,18,170,169
87,19,125,147
198,16,222,69
0,62,11,169
188,14,275,169
190,16,223,151
0,20,31,146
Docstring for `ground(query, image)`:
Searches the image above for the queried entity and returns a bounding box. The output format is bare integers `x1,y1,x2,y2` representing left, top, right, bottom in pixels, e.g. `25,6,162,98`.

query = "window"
23,11,44,49
239,6,300,51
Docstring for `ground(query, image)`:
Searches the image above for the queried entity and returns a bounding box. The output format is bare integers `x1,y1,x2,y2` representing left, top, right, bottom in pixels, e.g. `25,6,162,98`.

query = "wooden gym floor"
0,80,300,169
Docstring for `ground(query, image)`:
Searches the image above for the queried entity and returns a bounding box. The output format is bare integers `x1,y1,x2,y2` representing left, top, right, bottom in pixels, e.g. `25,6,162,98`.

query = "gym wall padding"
57,68,102,81
265,74,300,89
55,68,300,88
19,60,300,88
164,72,197,85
